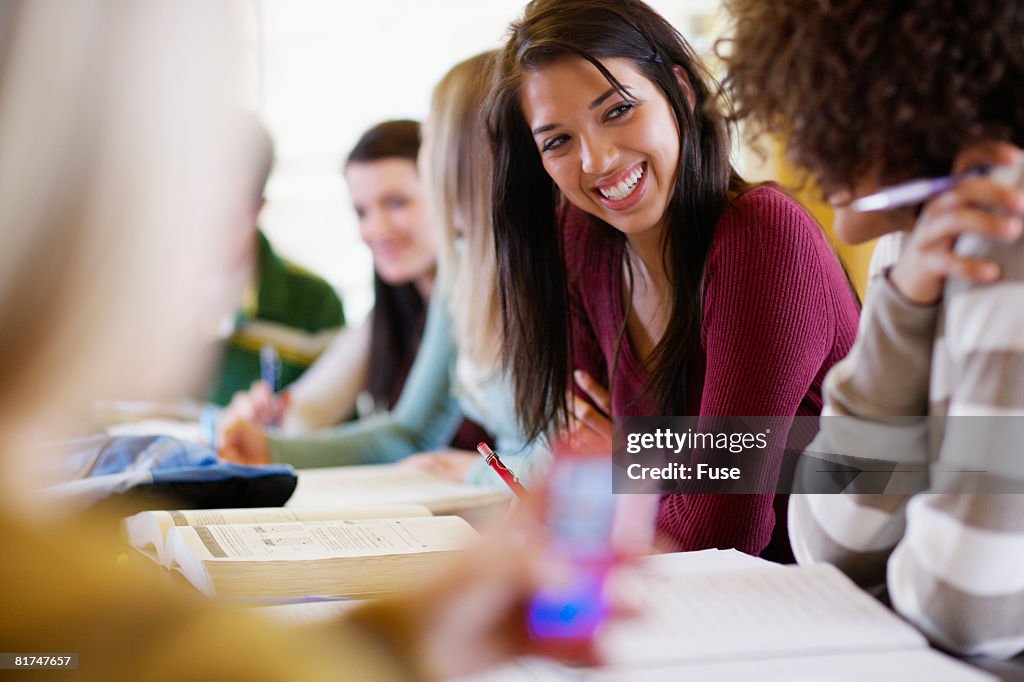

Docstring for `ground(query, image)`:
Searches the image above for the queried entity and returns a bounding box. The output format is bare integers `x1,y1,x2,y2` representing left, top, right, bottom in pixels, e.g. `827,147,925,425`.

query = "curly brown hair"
720,0,1024,196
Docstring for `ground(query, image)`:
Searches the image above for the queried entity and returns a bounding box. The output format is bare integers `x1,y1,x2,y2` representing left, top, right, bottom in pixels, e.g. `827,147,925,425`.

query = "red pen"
476,442,528,499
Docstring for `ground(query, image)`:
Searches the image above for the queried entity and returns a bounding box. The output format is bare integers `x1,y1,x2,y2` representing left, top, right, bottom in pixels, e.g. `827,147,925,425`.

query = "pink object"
476,442,528,499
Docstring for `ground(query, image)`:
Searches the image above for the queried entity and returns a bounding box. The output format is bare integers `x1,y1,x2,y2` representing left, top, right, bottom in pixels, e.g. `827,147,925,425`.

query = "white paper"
287,464,508,514
177,517,476,561
601,563,925,666
638,548,779,577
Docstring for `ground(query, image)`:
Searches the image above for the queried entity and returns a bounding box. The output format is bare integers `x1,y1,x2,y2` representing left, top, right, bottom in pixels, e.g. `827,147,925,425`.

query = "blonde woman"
221,52,552,488
0,3,574,677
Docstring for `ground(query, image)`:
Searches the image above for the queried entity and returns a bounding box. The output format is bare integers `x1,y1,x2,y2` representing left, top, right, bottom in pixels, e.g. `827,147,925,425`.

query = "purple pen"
851,167,986,212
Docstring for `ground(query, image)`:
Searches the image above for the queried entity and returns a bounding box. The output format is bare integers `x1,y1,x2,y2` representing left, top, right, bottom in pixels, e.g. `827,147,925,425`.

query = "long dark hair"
488,0,744,440
346,119,427,410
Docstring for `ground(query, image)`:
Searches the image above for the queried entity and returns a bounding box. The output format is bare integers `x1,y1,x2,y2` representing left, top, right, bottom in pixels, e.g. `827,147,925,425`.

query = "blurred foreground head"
0,1,244,493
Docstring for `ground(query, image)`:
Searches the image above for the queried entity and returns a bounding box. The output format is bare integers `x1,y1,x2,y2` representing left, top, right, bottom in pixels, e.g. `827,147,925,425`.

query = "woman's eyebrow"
531,85,633,136
589,87,618,110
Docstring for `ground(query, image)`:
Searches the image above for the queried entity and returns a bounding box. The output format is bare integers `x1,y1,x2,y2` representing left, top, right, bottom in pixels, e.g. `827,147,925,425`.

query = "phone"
956,159,1024,259
528,440,616,653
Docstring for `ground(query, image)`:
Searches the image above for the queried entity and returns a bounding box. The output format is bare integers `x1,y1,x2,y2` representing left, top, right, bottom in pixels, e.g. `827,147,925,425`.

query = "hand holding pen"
884,142,1024,305
850,167,988,213
215,345,283,463
217,384,278,464
239,378,289,428
224,345,287,428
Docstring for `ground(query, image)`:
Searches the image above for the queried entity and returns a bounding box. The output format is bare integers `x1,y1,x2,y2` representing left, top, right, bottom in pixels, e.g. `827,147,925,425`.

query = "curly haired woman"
724,0,1024,658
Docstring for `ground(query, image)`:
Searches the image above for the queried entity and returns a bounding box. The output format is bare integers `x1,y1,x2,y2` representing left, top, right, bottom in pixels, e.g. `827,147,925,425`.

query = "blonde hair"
422,51,501,368
0,1,240,488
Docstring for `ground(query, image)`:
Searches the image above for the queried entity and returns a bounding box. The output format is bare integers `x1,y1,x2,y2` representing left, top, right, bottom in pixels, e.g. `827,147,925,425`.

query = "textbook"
124,504,434,565
123,505,478,598
460,558,989,681
590,562,988,680
287,464,510,516
602,562,945,666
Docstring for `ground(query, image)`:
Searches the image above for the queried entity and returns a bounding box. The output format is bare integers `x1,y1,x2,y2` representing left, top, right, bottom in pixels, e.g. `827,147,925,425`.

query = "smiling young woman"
488,0,861,558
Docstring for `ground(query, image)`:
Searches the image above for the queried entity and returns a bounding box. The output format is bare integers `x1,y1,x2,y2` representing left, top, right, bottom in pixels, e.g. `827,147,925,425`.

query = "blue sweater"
267,291,550,489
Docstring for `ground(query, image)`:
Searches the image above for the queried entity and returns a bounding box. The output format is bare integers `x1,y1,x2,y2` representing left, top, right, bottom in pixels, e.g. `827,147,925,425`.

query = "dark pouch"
46,435,297,513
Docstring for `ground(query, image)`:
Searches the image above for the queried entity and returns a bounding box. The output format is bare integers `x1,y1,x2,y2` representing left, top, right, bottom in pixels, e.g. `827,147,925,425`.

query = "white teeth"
599,165,644,201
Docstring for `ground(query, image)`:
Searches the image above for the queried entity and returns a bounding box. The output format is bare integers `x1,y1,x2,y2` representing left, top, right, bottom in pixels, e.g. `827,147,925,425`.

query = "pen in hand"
851,167,987,212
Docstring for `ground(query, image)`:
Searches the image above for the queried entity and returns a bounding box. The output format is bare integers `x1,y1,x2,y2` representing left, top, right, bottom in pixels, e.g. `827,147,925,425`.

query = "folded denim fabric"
46,435,297,512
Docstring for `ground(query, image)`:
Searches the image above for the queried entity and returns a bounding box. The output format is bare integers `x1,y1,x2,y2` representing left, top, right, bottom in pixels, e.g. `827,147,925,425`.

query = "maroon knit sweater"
565,185,860,558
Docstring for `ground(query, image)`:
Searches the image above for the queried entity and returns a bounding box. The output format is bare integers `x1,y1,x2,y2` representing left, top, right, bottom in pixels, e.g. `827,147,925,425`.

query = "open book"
287,464,510,515
124,505,478,598
456,556,989,681
603,562,927,665
586,561,988,679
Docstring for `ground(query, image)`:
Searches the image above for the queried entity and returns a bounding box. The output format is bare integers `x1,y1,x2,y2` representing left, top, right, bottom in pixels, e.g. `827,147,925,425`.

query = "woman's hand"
216,380,285,464
398,450,480,482
223,380,289,428
218,414,271,464
889,141,1024,305
567,370,613,449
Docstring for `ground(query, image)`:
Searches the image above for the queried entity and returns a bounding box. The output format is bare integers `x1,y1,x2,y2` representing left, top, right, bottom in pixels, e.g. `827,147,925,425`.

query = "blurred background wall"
239,0,873,323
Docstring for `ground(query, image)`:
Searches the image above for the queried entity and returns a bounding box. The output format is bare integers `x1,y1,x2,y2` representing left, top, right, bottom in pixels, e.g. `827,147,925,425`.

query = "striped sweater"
790,231,1024,658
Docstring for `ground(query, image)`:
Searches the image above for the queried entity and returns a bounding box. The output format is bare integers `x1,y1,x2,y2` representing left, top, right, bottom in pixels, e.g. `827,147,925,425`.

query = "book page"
637,548,780,577
287,464,508,514
601,563,926,666
122,504,431,563
173,516,477,561
164,504,431,528
553,649,991,681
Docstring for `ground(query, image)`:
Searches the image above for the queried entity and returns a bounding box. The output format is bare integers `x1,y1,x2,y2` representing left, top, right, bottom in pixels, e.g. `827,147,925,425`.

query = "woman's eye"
384,197,409,210
542,134,570,153
606,102,635,120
